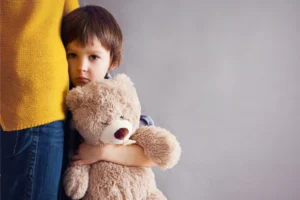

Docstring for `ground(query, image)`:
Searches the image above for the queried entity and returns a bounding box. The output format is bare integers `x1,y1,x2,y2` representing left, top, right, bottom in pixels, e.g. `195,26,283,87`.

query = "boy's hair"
61,5,123,68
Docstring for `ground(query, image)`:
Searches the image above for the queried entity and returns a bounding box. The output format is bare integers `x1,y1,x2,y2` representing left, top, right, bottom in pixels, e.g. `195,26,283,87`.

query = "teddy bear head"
66,74,141,146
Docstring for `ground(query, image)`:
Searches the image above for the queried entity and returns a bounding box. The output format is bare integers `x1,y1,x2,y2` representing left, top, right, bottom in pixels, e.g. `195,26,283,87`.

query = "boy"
61,5,157,172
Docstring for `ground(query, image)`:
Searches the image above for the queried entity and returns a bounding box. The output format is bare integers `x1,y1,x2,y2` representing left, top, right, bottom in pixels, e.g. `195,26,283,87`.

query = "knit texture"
0,0,79,131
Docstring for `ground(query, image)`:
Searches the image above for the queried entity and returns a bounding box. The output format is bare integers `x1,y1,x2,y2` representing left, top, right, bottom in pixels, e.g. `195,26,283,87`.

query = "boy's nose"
77,60,88,72
78,66,88,72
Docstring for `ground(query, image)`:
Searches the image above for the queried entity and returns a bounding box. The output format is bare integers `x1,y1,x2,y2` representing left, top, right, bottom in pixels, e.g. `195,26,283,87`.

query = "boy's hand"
71,142,111,166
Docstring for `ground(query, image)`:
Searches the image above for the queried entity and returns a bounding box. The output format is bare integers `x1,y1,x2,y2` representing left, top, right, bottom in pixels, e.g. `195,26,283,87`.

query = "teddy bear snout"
114,128,129,140
99,119,133,144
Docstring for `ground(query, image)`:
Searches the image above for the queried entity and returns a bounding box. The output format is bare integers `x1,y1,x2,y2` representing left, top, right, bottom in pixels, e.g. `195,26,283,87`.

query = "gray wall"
80,0,300,199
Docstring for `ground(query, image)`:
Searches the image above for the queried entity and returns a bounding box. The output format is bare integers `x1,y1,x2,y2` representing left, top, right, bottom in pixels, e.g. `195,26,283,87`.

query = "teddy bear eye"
120,116,124,119
101,122,108,125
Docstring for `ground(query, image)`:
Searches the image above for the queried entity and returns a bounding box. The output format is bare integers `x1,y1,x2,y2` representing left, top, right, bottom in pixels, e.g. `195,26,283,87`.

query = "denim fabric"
1,120,64,200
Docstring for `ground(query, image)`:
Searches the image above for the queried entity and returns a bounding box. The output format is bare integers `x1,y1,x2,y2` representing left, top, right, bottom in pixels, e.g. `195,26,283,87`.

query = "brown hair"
61,5,123,68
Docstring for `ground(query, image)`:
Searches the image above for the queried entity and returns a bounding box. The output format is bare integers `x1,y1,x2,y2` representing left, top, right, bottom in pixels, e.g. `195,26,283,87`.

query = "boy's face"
66,37,114,86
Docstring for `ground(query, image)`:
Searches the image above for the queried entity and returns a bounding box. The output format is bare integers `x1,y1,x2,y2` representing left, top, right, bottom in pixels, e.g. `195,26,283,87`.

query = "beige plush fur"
64,74,181,200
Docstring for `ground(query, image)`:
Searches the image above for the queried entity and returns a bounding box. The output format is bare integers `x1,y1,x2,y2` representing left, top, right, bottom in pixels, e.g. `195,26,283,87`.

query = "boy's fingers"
71,160,92,166
72,155,80,161
71,160,83,166
71,159,96,166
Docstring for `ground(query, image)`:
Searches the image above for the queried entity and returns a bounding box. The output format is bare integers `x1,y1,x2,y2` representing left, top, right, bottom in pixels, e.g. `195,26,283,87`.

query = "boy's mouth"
76,77,90,84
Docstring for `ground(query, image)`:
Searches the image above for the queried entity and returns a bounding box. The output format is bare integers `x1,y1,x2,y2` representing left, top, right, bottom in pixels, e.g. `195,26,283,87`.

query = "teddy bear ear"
66,86,84,111
113,73,134,86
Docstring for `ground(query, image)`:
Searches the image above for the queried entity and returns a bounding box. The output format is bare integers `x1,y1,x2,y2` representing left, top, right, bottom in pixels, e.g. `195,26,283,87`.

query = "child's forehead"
69,36,100,47
66,37,109,52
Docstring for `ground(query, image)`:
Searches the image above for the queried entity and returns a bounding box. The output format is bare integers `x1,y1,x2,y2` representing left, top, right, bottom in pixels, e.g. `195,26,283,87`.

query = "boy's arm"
102,144,158,167
71,115,158,167
71,116,181,168
71,126,181,169
71,143,157,167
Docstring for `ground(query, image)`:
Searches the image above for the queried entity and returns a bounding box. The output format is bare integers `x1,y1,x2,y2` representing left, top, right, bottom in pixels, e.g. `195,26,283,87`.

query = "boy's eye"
67,53,76,59
89,55,100,60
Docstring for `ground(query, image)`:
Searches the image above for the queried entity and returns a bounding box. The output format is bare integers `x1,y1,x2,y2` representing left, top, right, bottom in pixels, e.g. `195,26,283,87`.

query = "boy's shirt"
140,114,154,126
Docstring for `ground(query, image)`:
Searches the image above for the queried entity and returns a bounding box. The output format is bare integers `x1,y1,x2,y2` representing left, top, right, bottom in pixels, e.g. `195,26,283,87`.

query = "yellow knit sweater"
0,0,79,131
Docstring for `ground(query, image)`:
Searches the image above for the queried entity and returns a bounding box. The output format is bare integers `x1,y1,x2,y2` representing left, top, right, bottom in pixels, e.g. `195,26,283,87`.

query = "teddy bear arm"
63,165,91,199
132,126,181,169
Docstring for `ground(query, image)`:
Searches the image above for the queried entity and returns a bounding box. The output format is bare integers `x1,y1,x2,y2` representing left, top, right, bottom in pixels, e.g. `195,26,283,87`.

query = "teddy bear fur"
63,74,181,200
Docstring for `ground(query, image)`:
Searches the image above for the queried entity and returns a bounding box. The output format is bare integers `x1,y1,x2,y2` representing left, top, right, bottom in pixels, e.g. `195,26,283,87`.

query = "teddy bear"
63,74,181,200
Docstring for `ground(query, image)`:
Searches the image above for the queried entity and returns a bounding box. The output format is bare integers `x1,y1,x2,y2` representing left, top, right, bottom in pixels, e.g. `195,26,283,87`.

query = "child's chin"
77,82,89,87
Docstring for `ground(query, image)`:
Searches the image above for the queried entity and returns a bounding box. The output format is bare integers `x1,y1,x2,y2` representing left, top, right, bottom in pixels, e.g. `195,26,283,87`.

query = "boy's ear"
113,73,134,86
109,65,116,70
66,86,84,111
109,62,118,70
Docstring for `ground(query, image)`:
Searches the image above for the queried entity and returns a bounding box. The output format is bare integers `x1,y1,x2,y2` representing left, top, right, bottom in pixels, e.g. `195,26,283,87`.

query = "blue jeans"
1,120,64,200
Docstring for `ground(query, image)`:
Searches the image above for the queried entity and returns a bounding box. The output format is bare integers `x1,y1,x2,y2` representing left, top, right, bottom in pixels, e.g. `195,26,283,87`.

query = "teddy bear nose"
114,128,129,140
